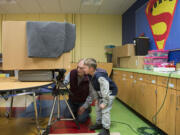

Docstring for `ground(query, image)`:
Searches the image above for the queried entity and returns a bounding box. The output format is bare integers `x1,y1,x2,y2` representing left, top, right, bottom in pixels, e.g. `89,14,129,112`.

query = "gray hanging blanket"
26,21,76,58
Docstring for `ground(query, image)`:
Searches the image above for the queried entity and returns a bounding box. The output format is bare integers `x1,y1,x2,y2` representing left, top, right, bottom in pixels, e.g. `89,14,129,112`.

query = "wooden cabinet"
157,76,177,89
118,75,128,102
176,91,180,135
112,71,121,99
140,83,157,124
134,73,145,113
112,70,179,135
133,74,157,123
144,74,157,85
118,71,135,107
156,86,176,135
113,70,135,106
125,78,135,108
134,74,144,113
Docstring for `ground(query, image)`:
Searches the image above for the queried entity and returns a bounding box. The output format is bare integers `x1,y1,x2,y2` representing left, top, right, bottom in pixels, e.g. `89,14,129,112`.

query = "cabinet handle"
152,80,156,84
169,83,175,88
122,78,126,81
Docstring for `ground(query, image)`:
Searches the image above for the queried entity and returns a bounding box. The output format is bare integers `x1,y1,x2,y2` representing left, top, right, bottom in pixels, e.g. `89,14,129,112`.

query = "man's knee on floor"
77,114,89,123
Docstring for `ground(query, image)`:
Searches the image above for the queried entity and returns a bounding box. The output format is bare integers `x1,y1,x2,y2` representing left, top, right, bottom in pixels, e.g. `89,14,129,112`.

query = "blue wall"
123,0,180,50
135,2,156,50
122,0,149,44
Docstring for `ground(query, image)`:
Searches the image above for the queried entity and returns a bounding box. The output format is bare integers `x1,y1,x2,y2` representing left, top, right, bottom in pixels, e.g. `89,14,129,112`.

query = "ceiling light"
0,0,16,4
81,0,103,6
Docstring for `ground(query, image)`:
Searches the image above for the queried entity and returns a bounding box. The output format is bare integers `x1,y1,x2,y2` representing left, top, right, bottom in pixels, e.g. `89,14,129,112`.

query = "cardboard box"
117,56,144,69
116,44,135,58
112,47,121,67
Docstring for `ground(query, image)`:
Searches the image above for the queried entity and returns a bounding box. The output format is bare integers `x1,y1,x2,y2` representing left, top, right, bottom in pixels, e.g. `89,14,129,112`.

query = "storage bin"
144,56,168,63
144,63,154,70
148,50,169,57
144,62,173,70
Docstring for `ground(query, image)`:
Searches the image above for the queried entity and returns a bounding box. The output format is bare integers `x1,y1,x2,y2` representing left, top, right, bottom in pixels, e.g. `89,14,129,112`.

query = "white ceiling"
0,0,136,14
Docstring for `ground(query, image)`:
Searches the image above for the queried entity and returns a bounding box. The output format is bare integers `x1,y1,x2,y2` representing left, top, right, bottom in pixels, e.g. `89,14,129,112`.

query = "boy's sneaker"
90,123,103,130
98,128,110,135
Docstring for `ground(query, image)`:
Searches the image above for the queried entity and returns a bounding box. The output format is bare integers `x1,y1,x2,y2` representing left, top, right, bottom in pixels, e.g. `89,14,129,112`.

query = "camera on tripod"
42,69,80,135
52,69,71,96
53,69,66,83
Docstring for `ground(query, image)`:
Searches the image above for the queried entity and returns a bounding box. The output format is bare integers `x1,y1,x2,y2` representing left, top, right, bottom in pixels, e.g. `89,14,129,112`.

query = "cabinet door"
125,79,135,108
134,81,146,114
117,77,121,100
176,91,180,135
133,79,157,124
133,79,140,112
112,71,121,99
118,76,127,102
157,86,176,135
141,83,157,124
157,76,177,89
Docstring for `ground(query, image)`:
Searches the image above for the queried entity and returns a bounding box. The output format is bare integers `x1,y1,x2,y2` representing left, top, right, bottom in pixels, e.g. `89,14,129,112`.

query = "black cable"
137,127,162,135
111,120,139,134
111,121,139,135
111,121,162,135
152,71,174,122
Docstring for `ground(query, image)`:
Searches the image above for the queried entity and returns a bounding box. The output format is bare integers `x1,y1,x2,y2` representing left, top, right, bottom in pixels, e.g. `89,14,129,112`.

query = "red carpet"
50,119,95,134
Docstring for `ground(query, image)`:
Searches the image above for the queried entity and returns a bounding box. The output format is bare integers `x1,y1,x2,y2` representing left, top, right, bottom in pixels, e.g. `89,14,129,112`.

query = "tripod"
42,69,80,135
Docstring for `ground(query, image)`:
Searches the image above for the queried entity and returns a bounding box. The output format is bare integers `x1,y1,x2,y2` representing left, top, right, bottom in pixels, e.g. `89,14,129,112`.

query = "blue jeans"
64,99,91,123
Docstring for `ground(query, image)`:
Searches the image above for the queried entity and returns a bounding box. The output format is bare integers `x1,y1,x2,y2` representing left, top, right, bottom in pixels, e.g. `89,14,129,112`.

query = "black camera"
53,69,66,82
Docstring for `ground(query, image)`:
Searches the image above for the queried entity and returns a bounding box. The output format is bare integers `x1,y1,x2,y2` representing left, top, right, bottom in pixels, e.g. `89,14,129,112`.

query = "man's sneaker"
90,123,103,130
98,128,110,135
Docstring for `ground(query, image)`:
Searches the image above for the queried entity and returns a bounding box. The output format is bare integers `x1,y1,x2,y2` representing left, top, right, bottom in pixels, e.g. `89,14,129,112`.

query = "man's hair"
78,58,85,64
84,58,97,69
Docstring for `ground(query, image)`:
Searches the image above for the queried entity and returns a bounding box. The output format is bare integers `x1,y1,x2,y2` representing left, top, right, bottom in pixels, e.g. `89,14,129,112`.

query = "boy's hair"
84,58,97,69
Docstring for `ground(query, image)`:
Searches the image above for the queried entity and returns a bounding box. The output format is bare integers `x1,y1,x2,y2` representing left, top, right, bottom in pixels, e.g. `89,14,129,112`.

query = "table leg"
9,95,14,118
32,92,40,134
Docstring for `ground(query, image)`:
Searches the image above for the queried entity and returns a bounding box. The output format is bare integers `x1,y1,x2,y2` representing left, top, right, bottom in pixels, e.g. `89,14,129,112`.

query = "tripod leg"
57,95,60,120
48,96,57,126
63,95,80,129
42,96,57,135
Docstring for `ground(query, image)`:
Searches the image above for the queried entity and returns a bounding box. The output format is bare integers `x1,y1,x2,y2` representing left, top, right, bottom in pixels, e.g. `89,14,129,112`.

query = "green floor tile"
90,99,163,135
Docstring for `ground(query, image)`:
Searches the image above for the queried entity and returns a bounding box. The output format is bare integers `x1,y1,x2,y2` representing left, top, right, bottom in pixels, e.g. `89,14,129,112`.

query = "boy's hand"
78,106,86,115
95,99,98,105
99,103,106,109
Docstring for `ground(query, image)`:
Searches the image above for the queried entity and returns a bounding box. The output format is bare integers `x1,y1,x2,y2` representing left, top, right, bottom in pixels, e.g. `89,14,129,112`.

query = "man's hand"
99,103,106,109
78,106,86,115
